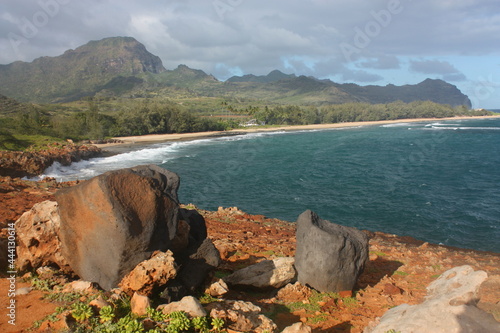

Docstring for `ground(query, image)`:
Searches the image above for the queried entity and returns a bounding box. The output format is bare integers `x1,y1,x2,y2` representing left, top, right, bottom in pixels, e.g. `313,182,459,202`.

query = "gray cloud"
410,59,462,75
0,0,498,92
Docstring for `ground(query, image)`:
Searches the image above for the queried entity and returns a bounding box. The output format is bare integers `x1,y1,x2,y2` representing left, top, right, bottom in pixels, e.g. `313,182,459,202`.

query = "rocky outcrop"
119,251,178,296
15,200,69,272
224,257,296,289
56,165,181,291
294,210,369,292
364,265,500,333
0,144,101,178
208,300,278,333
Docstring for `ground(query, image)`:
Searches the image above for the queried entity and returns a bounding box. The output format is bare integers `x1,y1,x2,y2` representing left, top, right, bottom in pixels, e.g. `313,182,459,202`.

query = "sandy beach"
94,115,500,151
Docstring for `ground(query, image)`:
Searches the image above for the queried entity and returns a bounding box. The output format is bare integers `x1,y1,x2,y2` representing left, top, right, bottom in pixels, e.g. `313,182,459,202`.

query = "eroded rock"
364,265,500,333
209,300,277,333
119,250,177,296
15,200,69,272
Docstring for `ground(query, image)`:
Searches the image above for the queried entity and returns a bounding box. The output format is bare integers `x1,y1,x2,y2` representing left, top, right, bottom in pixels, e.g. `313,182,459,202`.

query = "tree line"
2,99,493,145
249,101,492,126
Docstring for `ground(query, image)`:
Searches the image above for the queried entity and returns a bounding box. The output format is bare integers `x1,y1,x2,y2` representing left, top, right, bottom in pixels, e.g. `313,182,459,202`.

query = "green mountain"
226,69,296,83
0,36,165,103
0,36,472,107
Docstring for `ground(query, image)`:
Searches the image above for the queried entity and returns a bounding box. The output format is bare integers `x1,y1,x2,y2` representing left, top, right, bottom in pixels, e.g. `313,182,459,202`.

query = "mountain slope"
0,37,165,103
0,37,472,107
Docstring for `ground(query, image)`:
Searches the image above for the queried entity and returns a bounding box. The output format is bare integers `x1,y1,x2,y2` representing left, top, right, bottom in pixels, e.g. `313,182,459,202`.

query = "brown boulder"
56,165,180,291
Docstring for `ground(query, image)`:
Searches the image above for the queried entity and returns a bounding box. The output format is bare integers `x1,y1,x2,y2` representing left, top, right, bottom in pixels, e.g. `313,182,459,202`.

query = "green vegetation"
1,92,493,152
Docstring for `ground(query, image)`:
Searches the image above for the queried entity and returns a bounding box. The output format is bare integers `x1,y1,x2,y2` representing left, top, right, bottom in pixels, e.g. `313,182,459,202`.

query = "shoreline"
94,115,500,152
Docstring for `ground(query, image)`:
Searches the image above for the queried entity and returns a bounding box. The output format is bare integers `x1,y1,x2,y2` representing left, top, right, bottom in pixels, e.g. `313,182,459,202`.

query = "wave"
428,126,500,131
381,122,423,128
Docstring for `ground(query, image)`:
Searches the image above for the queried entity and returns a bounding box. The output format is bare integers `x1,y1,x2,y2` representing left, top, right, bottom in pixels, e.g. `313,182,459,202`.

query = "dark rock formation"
55,165,180,291
294,210,369,292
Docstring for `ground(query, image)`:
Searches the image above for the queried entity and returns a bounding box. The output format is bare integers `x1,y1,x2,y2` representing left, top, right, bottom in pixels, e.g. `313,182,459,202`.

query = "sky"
1,0,499,108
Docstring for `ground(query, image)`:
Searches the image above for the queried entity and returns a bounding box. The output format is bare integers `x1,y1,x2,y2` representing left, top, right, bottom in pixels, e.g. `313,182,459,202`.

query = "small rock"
36,266,59,279
383,283,402,296
119,250,177,296
208,300,277,333
224,257,296,289
277,282,313,303
206,279,229,297
89,295,110,309
15,287,32,296
157,296,207,318
282,322,313,333
62,280,96,294
131,292,151,317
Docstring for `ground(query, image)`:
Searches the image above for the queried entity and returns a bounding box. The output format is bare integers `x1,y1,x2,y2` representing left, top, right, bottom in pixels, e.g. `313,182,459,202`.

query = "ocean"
40,118,500,253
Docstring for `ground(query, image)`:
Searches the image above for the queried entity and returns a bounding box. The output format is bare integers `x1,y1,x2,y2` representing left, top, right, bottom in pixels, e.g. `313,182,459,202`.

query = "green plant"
117,315,144,333
146,307,167,322
30,276,56,292
192,316,210,333
211,317,225,332
199,293,219,305
72,302,94,322
44,291,82,303
166,311,191,332
99,305,115,323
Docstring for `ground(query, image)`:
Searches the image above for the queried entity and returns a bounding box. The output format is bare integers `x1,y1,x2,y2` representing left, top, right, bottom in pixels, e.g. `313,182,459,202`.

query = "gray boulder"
224,257,296,289
364,265,500,333
294,210,369,292
56,165,180,291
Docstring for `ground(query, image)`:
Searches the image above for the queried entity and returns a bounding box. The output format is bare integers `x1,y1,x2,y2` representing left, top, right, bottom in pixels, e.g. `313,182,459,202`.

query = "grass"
369,250,388,257
0,133,67,151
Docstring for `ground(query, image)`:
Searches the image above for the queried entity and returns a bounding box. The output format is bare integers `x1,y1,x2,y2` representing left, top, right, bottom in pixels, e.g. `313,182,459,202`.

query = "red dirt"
0,178,499,332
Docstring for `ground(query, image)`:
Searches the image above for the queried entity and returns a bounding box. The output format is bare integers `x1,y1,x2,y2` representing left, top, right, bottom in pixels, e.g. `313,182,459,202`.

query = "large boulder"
15,200,70,272
55,165,180,291
224,257,296,289
294,210,369,292
364,265,500,333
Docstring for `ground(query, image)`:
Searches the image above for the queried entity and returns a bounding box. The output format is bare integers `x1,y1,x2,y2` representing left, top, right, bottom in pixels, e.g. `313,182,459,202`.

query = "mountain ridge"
0,36,472,107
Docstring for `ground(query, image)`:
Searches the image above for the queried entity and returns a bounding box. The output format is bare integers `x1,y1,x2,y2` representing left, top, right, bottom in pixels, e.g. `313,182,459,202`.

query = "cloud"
358,55,401,70
409,59,461,75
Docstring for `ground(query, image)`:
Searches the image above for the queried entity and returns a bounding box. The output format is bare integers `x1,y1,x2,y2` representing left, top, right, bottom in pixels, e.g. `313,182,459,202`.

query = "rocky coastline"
0,144,101,178
0,166,499,332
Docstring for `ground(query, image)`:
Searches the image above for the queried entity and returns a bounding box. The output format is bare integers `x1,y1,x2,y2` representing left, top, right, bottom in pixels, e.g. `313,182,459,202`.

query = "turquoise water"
42,118,500,252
